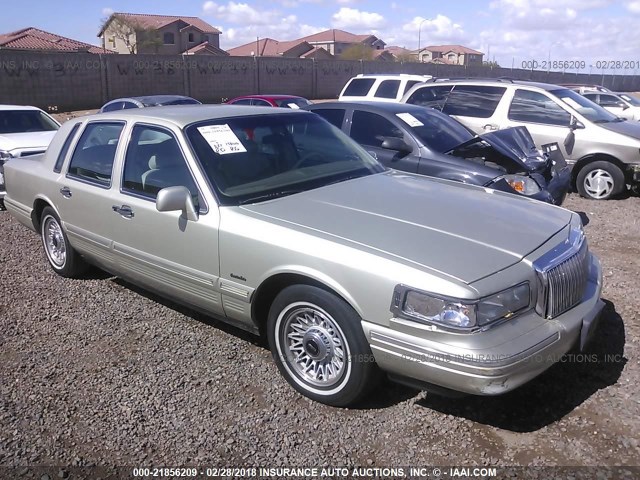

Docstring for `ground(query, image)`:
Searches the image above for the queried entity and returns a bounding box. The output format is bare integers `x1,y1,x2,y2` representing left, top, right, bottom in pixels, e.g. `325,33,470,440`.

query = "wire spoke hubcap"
44,217,66,267
281,306,347,388
584,169,614,199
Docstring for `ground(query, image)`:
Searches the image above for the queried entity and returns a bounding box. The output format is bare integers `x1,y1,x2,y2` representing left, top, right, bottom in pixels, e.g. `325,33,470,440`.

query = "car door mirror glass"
156,186,198,221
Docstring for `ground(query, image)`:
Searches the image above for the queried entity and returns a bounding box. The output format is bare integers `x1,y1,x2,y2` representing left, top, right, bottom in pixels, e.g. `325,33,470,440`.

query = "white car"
0,105,60,205
339,74,433,103
582,92,640,122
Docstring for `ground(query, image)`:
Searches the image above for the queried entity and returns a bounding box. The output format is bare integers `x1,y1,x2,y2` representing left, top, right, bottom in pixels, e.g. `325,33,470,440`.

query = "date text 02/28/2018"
521,60,640,70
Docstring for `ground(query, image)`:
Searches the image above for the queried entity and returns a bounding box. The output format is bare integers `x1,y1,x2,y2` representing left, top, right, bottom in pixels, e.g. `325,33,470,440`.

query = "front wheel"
576,161,625,200
40,206,87,277
267,285,379,406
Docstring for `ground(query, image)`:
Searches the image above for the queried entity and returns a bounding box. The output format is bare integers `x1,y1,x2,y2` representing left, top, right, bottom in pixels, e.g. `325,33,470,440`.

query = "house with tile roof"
0,27,107,53
417,45,484,66
296,29,386,57
226,37,333,59
98,12,225,55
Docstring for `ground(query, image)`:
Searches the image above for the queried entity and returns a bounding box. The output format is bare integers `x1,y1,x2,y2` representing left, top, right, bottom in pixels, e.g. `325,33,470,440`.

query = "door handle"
483,124,499,132
112,204,134,218
59,187,72,198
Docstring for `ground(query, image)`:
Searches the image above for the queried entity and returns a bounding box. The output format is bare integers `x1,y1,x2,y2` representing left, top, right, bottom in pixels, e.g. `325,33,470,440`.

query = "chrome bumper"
362,254,604,396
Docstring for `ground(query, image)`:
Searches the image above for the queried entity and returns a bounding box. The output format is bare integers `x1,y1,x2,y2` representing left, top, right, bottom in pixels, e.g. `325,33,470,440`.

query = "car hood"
240,171,572,284
445,126,549,172
0,131,57,155
598,119,640,140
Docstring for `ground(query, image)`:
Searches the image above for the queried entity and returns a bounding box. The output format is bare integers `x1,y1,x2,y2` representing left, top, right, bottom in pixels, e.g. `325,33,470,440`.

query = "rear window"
374,80,401,99
342,78,376,97
442,85,506,118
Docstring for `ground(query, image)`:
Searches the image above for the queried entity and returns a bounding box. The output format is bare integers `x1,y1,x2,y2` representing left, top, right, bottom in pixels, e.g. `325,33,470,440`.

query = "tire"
267,285,379,407
576,161,625,200
40,206,87,277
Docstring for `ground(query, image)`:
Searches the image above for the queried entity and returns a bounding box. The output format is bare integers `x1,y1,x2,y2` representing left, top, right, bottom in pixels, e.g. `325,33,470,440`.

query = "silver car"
3,106,604,406
402,79,640,200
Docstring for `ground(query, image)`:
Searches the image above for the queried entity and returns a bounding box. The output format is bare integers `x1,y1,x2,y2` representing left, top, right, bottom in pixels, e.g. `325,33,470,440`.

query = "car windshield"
186,112,384,205
620,94,640,107
398,109,474,153
0,110,59,134
550,88,619,123
274,98,311,109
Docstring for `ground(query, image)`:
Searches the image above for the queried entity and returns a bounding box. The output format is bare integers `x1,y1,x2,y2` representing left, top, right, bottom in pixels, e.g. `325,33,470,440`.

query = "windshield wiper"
324,172,370,187
238,189,304,205
592,119,611,124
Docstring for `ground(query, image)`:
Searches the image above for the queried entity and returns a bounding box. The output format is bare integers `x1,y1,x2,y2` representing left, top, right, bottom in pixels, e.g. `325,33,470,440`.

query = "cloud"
202,1,281,25
627,1,640,13
101,7,114,17
331,7,386,29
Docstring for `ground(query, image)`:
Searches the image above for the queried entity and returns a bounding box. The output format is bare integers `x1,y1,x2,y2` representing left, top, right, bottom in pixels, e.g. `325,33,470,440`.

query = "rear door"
56,121,126,270
346,109,419,172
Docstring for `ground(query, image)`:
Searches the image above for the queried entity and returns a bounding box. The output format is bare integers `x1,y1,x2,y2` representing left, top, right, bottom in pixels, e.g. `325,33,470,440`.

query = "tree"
483,60,501,68
340,44,375,61
100,14,162,54
395,52,419,63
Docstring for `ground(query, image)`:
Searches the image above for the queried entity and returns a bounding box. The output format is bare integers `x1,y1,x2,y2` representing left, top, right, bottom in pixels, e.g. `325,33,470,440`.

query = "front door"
108,123,225,317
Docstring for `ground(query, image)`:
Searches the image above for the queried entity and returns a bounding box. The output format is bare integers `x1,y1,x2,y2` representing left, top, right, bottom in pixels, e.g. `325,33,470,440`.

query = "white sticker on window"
560,97,582,110
197,124,247,155
287,103,300,109
396,113,424,127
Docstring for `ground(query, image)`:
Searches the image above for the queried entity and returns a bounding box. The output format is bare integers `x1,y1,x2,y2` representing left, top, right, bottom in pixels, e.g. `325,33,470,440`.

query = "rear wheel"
576,161,625,200
40,206,87,277
267,285,379,406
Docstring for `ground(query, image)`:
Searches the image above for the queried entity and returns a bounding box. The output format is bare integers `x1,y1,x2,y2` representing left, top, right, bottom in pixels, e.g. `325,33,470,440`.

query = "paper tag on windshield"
287,103,300,109
396,113,424,127
197,124,247,155
561,97,583,110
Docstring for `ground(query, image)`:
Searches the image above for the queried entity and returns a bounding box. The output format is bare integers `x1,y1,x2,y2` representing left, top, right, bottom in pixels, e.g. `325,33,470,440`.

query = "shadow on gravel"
112,278,263,347
416,299,626,432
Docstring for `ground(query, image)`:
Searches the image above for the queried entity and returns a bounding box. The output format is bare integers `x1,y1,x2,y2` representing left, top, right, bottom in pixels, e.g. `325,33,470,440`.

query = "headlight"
497,174,541,195
395,283,530,331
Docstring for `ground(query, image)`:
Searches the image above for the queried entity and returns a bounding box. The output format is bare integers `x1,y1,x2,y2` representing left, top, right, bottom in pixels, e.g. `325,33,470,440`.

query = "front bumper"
362,254,604,396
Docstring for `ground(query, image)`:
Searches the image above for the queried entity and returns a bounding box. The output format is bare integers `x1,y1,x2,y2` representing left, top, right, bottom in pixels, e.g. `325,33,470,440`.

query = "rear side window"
67,122,124,186
374,80,401,99
252,99,272,107
442,85,506,118
406,85,453,110
312,109,346,129
53,123,81,173
342,78,376,97
350,110,404,148
508,90,572,126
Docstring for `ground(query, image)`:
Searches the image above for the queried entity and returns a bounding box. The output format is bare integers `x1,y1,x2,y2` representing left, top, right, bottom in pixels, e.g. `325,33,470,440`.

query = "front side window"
350,111,404,148
508,89,572,126
598,94,623,107
442,85,506,118
374,80,401,99
252,99,272,107
122,125,201,208
229,99,252,105
342,78,376,97
185,112,383,205
67,122,124,186
0,109,59,134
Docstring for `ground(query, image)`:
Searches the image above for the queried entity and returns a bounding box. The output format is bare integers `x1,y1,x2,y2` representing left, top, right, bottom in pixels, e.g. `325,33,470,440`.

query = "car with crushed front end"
306,101,570,205
3,105,604,407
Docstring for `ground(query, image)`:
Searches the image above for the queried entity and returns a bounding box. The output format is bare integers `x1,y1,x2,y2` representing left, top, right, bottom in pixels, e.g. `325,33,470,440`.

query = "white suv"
339,74,433,103
401,79,640,200
0,105,60,205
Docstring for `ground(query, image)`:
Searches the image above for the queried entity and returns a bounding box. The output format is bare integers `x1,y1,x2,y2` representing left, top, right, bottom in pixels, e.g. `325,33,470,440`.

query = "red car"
226,94,312,109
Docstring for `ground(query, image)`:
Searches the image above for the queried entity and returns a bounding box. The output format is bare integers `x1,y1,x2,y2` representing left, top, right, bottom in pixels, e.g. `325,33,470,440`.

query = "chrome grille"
543,241,589,318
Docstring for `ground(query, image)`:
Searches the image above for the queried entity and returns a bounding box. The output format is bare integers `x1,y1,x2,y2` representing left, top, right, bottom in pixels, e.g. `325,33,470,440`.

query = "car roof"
424,79,565,91
353,74,432,79
309,100,435,114
106,95,199,105
231,94,306,100
89,104,310,127
0,105,44,111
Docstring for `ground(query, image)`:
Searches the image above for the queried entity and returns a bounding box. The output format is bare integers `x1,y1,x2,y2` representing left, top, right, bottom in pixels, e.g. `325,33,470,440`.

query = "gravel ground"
1,192,639,476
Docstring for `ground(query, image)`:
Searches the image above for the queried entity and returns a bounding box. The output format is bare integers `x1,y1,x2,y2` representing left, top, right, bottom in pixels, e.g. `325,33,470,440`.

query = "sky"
1,0,640,72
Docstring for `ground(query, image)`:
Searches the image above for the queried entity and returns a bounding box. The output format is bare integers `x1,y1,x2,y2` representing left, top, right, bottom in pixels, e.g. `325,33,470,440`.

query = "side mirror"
620,103,629,111
381,137,412,153
569,117,585,130
156,186,198,221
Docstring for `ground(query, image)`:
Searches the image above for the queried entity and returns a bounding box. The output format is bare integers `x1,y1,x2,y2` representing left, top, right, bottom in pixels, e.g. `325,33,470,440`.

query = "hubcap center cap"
302,329,331,361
